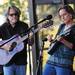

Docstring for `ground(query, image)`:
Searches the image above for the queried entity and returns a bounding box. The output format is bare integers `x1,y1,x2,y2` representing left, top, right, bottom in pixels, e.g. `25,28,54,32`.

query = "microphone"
37,15,53,25
42,15,52,21
26,15,53,32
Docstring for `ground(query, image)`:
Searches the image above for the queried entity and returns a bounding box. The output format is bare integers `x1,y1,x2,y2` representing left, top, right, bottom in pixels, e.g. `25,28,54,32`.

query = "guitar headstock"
42,20,53,28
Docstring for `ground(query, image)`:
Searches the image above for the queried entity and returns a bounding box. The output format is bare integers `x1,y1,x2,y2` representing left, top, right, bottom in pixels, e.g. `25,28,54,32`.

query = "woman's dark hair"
58,5,75,19
7,5,21,17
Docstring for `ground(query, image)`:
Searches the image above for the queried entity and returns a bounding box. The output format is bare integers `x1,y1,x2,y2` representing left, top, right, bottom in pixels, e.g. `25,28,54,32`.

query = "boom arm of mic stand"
27,17,51,33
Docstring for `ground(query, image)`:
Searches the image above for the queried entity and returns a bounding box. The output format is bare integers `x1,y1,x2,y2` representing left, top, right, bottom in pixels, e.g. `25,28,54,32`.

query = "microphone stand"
28,33,32,75
36,39,45,75
27,18,50,75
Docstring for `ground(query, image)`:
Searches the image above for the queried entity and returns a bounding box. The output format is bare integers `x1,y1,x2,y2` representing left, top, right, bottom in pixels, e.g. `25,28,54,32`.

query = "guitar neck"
17,27,40,43
15,21,50,44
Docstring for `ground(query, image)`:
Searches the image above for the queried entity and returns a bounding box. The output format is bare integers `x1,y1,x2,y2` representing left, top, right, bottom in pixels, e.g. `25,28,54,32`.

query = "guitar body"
0,35,24,65
48,41,61,55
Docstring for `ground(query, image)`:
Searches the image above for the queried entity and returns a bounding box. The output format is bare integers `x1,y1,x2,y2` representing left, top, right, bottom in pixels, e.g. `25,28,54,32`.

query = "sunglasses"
9,13,18,16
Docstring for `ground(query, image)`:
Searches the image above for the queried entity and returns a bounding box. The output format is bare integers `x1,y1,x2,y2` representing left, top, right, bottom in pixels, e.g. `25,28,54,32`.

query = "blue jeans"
43,63,72,75
3,64,27,75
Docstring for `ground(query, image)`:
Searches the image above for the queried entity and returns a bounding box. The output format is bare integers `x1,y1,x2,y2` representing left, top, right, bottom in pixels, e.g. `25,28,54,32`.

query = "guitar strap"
55,24,65,38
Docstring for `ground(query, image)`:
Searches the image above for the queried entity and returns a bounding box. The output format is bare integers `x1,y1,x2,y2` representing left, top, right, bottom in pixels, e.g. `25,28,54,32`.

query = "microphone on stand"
43,15,52,20
27,14,53,33
37,15,52,24
41,15,53,28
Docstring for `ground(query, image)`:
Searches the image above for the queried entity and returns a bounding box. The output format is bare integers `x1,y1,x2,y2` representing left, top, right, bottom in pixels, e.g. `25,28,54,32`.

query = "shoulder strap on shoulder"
55,23,65,38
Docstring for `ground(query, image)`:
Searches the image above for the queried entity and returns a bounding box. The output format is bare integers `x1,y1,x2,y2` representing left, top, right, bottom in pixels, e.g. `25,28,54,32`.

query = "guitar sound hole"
9,42,17,52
